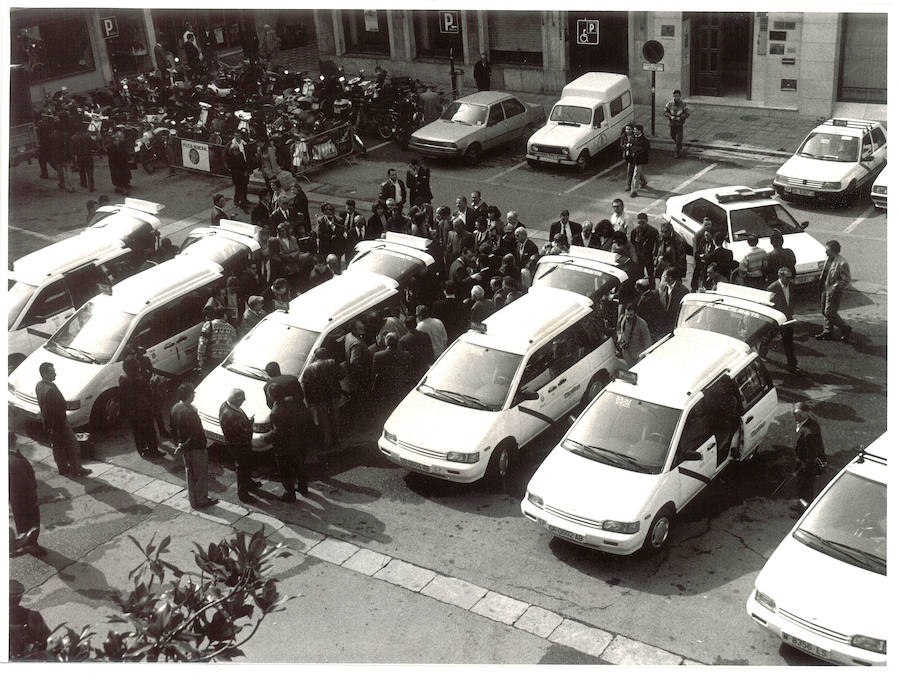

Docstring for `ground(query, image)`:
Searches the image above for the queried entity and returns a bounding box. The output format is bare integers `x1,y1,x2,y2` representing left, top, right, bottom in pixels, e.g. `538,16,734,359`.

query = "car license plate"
783,633,829,659
789,187,815,197
404,459,432,473
536,153,563,163
543,521,583,542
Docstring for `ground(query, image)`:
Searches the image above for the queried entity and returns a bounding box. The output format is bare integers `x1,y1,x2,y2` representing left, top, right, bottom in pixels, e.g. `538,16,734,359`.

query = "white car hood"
529,122,591,148
194,364,271,425
728,232,826,272
755,532,886,639
528,446,660,521
9,345,106,401
384,388,499,454
414,119,481,145
777,155,854,183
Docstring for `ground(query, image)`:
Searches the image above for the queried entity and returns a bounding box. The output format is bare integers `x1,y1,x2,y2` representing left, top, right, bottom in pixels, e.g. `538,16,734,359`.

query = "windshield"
794,471,886,575
532,262,617,304
549,105,592,125
348,249,425,283
677,301,776,349
730,204,804,240
440,101,487,126
564,390,681,474
223,319,319,379
797,132,859,162
49,297,135,364
419,341,522,411
8,279,37,329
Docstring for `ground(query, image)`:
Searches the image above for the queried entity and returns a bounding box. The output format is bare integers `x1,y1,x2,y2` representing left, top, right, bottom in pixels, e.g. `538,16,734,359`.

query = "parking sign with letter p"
439,10,459,34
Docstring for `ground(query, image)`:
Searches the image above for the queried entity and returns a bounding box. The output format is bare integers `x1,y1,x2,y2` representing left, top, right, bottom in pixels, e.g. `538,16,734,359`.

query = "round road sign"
642,40,665,64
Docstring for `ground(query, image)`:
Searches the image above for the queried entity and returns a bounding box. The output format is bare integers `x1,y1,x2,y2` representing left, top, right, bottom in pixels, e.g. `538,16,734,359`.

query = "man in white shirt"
415,304,448,359
610,198,631,234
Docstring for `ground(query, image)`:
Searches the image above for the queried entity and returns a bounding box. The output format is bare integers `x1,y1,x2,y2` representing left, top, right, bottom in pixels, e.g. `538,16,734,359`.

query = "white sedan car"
747,434,887,666
665,186,828,285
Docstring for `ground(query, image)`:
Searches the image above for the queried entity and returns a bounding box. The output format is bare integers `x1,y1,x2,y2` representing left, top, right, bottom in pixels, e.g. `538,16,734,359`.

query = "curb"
17,435,705,666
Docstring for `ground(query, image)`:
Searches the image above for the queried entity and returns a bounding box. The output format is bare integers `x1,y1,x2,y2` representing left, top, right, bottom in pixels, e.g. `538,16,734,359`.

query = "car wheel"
8,354,26,375
376,119,392,140
526,158,540,168
463,143,482,166
581,371,610,409
643,505,675,553
484,440,514,490
90,389,121,431
575,150,590,172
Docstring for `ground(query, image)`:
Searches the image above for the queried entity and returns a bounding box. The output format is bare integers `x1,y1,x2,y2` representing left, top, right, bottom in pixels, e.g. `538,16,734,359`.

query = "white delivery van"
526,72,634,171
522,327,778,554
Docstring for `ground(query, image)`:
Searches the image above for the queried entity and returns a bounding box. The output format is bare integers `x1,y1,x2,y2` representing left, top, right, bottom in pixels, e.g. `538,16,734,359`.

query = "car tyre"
526,158,540,168
575,150,590,172
484,440,514,490
581,371,610,409
642,505,675,554
90,389,121,431
463,143,482,166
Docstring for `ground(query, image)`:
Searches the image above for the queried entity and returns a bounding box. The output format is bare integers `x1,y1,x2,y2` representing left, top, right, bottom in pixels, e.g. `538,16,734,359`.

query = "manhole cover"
715,131,737,140
740,115,760,122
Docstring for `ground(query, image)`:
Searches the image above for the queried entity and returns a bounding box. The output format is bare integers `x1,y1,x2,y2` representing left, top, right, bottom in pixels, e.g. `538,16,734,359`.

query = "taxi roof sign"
713,282,776,308
618,369,638,385
568,246,621,267
217,219,260,239
714,187,776,203
384,232,432,251
123,197,165,214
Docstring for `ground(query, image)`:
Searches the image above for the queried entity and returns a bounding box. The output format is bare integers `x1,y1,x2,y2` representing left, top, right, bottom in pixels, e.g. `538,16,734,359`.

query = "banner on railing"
181,139,211,173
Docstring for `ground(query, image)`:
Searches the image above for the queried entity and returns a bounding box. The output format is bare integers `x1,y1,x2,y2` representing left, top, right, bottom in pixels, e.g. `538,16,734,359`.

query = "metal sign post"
641,40,665,137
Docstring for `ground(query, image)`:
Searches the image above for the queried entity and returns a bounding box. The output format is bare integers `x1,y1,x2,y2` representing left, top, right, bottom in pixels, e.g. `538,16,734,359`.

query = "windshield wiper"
567,440,645,469
62,346,97,363
46,340,79,360
423,386,490,410
225,363,270,380
796,530,885,571
682,298,724,324
536,259,574,280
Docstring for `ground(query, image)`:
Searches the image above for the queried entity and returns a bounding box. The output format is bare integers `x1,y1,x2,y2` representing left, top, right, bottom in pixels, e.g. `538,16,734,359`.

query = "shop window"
12,14,95,82
413,10,463,59
487,11,543,67
103,10,150,76
342,10,390,56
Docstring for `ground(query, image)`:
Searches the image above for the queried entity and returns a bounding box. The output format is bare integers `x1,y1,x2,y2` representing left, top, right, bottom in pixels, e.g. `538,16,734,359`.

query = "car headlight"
526,491,544,508
774,174,787,184
446,451,479,463
602,520,640,534
562,147,569,156
252,421,272,434
530,144,538,153
65,399,81,411
383,429,397,443
873,185,886,194
754,589,776,612
850,635,886,654
822,181,843,190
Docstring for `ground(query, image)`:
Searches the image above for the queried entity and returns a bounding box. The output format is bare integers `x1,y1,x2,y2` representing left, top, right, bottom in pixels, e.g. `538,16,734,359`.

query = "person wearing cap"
240,295,266,336
219,388,257,504
9,579,51,658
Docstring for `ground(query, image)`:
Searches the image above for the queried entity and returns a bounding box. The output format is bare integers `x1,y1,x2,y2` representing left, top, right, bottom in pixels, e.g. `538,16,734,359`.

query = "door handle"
176,336,188,342
163,342,175,349
744,415,754,423
557,378,567,386
547,386,557,393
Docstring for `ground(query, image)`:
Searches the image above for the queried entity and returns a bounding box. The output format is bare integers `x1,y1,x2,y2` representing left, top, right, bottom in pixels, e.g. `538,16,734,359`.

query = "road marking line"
8,224,63,243
643,163,719,214
564,160,625,195
486,161,527,183
843,205,876,233
367,140,392,152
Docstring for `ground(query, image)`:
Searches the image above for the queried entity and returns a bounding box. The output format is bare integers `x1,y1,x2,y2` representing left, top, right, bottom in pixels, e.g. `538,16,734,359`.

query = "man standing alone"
35,362,89,477
816,239,852,342
225,131,251,212
664,89,690,158
792,402,825,516
474,52,491,91
171,383,218,509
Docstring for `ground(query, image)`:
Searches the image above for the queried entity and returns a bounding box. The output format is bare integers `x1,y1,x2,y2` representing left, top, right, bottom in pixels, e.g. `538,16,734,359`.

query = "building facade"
13,9,886,119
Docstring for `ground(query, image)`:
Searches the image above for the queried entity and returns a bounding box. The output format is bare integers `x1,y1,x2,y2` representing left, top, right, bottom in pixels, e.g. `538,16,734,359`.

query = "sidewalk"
9,433,697,665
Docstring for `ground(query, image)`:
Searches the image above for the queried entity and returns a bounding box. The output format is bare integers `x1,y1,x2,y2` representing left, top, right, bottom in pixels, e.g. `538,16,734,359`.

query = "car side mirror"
518,389,540,402
678,449,703,463
800,220,809,230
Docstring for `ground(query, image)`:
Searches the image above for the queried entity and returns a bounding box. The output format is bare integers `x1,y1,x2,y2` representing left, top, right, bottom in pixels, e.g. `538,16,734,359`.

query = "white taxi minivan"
747,434,886,666
8,198,164,373
8,254,227,431
522,327,778,554
193,270,400,450
526,72,634,171
379,287,618,487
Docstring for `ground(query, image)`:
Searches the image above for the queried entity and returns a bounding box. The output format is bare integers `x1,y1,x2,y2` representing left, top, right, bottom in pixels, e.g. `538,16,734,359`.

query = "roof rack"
856,449,887,465
715,187,776,203
823,118,878,132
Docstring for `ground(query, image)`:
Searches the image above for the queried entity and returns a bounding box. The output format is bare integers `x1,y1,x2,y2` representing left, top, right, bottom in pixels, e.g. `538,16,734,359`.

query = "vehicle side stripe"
677,467,712,485
518,405,556,425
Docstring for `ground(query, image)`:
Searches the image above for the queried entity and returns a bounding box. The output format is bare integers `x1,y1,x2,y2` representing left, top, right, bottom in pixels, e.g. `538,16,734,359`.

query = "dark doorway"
689,12,752,98
567,11,628,80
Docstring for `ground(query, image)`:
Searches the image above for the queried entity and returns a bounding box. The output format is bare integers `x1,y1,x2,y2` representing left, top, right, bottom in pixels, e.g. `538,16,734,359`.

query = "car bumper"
407,141,463,158
793,267,824,286
526,152,575,166
8,392,91,430
520,499,644,555
198,412,272,452
746,591,886,666
378,436,483,483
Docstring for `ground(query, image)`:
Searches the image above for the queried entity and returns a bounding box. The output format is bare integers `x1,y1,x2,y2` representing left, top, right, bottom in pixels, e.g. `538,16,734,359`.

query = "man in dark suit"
345,214,369,262
470,191,489,221
657,266,689,334
372,332,412,408
379,168,406,207
225,131,251,211
399,316,433,377
432,280,469,341
792,401,825,515
455,195,477,231
549,209,582,249
634,279,668,341
338,199,364,263
767,266,799,372
816,239,852,342
571,221,597,249
512,227,539,268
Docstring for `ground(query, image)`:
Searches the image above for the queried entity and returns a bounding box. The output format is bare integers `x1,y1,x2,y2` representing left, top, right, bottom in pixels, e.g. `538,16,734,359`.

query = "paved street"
7,127,887,665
